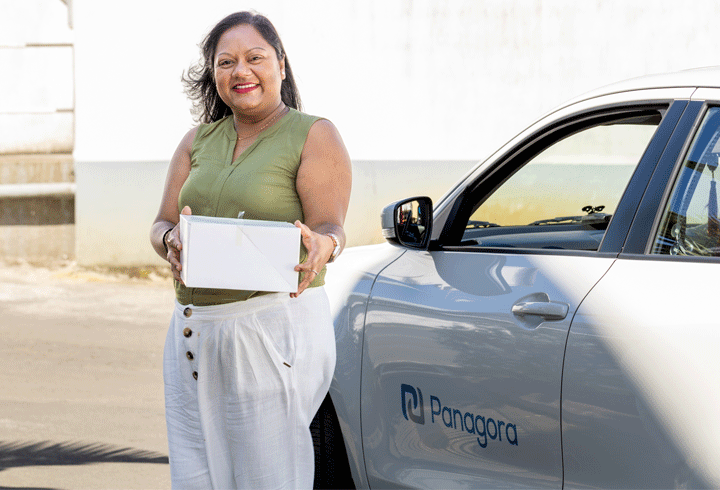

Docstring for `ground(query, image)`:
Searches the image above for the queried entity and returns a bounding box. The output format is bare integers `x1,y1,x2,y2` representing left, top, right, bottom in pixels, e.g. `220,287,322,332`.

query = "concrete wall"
11,0,720,265
74,159,475,266
0,153,75,260
0,0,75,261
0,0,74,153
0,46,74,153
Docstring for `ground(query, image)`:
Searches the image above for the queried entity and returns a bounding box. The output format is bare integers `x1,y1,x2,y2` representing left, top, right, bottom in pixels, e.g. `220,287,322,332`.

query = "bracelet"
326,233,341,263
162,228,173,254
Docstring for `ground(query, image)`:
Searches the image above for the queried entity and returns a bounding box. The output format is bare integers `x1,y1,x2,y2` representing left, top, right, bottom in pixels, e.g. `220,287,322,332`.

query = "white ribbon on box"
180,214,301,292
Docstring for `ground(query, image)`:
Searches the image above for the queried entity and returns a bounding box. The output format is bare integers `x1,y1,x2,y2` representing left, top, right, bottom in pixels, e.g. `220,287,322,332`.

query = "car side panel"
563,259,720,489
361,250,615,488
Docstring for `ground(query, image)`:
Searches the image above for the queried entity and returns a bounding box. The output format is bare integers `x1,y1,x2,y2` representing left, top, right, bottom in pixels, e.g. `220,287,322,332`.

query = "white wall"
0,0,74,154
72,0,720,164
68,0,720,265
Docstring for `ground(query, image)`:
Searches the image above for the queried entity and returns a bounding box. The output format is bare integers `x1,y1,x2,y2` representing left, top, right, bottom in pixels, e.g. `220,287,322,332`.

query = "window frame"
622,101,720,263
434,102,681,258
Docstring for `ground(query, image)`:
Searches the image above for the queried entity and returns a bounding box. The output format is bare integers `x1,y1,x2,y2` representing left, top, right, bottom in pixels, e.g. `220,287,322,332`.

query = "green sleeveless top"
175,108,324,306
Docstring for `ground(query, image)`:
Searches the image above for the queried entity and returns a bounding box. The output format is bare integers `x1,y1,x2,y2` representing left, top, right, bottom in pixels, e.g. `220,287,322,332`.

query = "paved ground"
1,260,176,489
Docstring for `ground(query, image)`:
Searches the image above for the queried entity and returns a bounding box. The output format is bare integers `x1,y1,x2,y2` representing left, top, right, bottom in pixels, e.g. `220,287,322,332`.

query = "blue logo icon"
401,384,425,425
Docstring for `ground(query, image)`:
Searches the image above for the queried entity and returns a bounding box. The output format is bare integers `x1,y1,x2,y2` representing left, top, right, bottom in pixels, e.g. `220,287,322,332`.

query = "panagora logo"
402,384,518,449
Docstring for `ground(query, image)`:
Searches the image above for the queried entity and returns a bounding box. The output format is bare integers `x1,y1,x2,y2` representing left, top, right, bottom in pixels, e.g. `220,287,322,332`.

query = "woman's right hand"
166,206,192,283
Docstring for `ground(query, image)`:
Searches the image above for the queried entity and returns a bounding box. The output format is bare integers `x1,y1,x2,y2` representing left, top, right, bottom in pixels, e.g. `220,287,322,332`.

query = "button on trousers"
163,288,335,489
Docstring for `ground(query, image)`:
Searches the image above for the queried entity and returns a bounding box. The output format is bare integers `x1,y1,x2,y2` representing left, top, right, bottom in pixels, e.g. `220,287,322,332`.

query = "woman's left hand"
292,220,334,298
292,118,351,298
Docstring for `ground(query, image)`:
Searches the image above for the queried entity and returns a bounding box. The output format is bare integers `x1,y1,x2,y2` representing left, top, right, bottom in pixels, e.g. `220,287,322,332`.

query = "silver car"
314,67,720,489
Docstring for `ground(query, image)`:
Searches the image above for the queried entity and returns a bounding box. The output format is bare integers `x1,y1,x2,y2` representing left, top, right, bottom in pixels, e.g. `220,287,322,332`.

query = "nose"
233,60,252,77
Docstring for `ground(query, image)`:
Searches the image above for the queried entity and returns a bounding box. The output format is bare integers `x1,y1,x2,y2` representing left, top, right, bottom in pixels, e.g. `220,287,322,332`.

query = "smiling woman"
213,24,286,122
148,10,352,490
182,11,302,124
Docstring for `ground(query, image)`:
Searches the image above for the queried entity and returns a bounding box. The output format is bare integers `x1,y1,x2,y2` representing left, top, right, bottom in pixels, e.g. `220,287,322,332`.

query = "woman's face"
213,24,285,118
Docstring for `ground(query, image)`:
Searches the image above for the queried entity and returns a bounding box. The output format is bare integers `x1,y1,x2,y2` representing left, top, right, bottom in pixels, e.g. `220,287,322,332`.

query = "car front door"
360,100,689,488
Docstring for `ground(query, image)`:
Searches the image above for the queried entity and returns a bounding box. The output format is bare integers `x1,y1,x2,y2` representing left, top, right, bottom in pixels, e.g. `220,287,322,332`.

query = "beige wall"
74,160,474,266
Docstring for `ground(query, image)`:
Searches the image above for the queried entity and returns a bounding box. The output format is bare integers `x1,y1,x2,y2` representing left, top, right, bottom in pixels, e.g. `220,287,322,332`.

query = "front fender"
324,243,406,489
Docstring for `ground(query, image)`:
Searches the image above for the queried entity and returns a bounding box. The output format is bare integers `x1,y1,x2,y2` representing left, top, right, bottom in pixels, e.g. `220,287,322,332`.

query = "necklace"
236,105,288,141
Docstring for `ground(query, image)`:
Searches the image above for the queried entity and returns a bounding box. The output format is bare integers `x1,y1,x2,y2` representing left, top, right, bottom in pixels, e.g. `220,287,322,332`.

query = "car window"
462,114,661,251
652,107,720,257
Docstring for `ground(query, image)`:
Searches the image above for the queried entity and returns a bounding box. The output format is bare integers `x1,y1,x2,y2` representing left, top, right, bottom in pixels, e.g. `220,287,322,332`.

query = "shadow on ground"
0,440,168,489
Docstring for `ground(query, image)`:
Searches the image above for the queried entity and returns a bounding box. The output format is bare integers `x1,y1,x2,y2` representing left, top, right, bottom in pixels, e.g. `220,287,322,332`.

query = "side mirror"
381,196,433,250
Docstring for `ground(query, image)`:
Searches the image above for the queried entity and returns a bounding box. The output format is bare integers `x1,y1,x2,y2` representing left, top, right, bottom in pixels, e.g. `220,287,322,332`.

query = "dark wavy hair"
183,11,302,123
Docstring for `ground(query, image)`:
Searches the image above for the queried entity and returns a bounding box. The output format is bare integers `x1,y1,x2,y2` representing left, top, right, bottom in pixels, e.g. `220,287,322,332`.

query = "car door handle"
512,301,569,321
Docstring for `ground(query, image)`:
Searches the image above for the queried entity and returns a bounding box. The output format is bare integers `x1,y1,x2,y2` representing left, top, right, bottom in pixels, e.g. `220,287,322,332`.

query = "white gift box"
179,215,301,292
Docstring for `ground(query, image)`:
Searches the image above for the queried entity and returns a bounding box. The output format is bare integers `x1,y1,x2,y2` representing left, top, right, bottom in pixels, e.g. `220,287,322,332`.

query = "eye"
248,54,264,62
217,59,233,67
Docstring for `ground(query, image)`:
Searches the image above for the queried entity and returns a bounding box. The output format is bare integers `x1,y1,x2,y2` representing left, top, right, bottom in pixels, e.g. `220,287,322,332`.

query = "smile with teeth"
233,83,259,94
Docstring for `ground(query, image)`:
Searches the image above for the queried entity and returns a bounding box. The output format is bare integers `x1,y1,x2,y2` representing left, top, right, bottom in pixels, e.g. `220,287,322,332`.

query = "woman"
149,11,351,489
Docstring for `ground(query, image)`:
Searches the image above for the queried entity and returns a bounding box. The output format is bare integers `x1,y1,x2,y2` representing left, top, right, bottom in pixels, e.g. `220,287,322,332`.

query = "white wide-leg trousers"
163,288,335,489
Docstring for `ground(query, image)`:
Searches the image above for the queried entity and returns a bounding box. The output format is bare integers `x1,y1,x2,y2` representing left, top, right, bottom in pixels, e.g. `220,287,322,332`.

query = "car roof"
597,65,720,92
559,66,720,107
